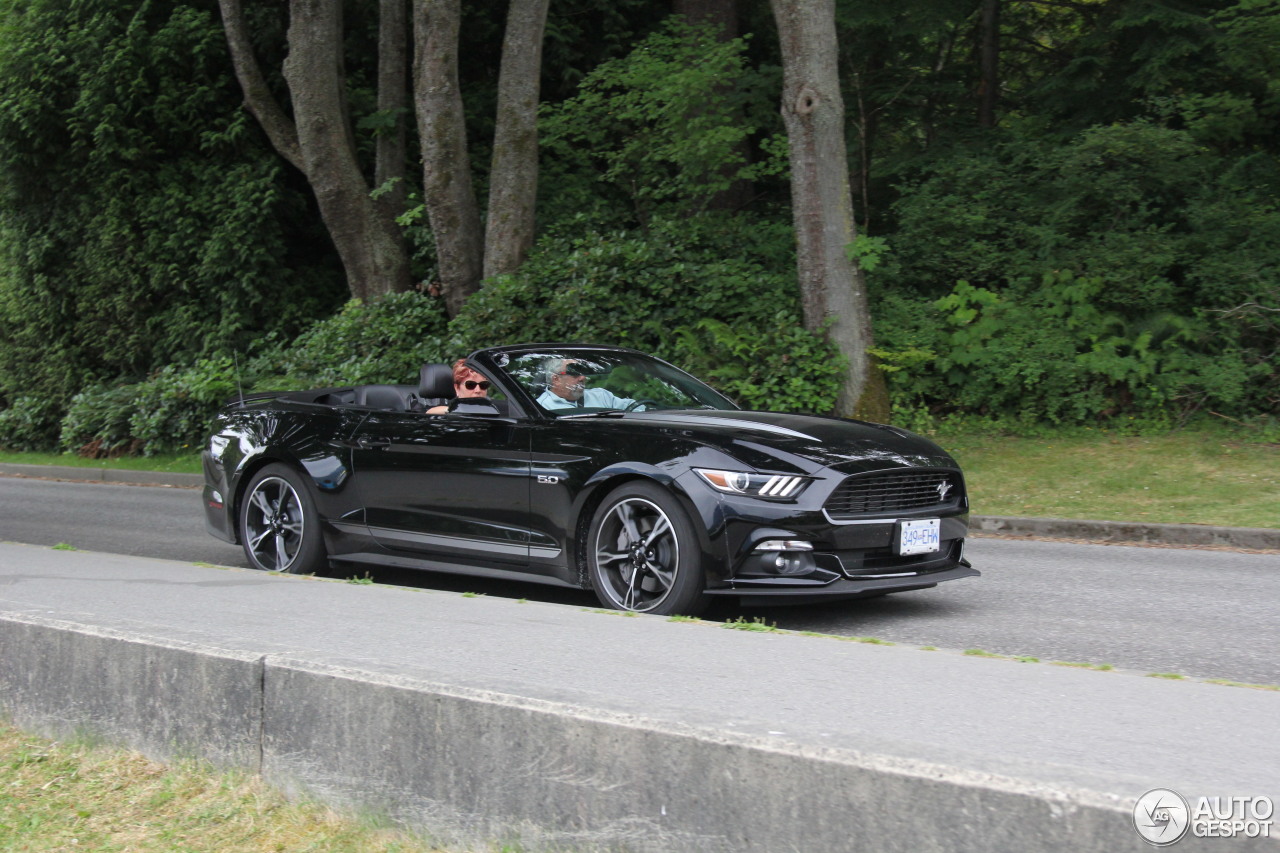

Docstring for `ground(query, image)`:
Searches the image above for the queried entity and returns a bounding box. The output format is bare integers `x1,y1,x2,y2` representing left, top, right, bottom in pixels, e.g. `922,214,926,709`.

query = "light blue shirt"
537,387,641,411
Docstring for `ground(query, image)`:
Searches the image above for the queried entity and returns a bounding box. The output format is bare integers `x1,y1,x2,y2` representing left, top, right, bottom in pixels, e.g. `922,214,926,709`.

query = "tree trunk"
978,0,1000,128
484,0,551,280
376,0,411,214
218,0,304,172
219,0,412,301
414,0,484,317
769,0,887,420
675,0,736,36
675,0,754,212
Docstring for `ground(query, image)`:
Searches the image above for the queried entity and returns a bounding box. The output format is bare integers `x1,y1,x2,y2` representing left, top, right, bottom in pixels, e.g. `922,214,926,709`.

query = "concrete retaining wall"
0,616,262,769
1,613,1265,853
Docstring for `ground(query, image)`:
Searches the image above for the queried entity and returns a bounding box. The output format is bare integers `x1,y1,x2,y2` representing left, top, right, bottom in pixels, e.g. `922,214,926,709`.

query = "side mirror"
448,397,502,417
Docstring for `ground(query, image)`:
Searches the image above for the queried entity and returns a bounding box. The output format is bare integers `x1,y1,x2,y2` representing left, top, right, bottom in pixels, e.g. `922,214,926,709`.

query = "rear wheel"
239,464,327,574
588,481,706,616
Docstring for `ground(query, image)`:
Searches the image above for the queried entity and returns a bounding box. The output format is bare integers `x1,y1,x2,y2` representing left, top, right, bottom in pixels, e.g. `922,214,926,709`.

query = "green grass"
0,723,451,853
938,427,1279,529
2,425,1277,528
0,450,202,475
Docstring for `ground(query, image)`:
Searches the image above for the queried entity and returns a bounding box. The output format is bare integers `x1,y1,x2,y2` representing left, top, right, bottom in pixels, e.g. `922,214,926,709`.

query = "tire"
238,463,327,574
587,480,707,616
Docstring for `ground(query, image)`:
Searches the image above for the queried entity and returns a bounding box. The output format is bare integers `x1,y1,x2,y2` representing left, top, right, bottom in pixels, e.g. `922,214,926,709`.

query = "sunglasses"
460,380,490,391
557,366,588,377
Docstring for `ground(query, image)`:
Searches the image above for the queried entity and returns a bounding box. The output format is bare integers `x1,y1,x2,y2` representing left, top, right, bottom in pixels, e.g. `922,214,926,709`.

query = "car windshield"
492,349,739,416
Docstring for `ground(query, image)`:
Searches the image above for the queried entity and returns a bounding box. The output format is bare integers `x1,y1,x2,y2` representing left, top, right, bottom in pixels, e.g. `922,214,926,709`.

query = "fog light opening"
753,540,815,576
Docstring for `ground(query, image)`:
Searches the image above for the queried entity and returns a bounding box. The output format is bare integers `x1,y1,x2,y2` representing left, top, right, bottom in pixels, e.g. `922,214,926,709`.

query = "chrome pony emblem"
936,481,953,500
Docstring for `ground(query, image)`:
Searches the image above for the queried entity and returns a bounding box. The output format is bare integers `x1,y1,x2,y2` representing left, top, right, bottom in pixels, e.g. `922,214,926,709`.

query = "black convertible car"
202,344,977,615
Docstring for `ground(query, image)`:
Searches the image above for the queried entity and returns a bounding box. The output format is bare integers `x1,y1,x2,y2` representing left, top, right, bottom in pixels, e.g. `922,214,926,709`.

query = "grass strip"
0,723,450,853
6,426,1277,528
940,428,1279,529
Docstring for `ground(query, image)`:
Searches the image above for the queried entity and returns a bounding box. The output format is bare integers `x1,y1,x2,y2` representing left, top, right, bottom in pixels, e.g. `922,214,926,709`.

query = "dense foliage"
872,121,1280,428
0,0,345,421
0,0,1276,455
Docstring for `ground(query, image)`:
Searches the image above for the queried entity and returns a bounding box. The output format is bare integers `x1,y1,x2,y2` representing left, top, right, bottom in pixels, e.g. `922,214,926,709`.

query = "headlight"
694,469,809,499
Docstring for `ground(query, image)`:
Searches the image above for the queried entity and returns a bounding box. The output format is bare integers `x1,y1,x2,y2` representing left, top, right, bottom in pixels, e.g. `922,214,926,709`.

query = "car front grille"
824,469,961,519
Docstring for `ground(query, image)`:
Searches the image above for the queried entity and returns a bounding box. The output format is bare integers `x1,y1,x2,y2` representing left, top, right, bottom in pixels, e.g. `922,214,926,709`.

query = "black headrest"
357,385,405,410
419,363,455,398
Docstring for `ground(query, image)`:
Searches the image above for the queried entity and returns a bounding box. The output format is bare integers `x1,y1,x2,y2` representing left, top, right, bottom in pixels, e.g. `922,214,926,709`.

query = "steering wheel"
624,399,661,412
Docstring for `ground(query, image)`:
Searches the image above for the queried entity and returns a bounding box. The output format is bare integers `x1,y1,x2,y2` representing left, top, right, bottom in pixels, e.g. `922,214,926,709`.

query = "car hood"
619,409,958,475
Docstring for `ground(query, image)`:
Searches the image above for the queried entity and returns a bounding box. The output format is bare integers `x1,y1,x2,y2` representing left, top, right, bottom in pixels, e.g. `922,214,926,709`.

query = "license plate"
898,519,940,555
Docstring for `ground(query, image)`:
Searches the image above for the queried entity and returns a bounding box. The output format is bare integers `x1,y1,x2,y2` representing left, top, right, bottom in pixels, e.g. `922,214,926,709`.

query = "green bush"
127,357,247,455
671,317,844,413
275,291,450,387
538,17,784,226
59,384,140,457
873,120,1280,424
0,396,62,452
0,3,344,414
57,356,261,457
872,273,1272,428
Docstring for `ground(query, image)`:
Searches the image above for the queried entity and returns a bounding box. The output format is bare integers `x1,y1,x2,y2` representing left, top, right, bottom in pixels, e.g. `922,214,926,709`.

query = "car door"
347,410,543,569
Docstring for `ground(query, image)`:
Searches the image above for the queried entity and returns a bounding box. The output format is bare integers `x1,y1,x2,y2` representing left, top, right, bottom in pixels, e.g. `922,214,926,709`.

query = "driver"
536,357,643,411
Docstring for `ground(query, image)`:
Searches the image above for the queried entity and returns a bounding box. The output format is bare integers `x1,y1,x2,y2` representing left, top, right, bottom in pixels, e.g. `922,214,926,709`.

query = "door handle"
355,436,391,450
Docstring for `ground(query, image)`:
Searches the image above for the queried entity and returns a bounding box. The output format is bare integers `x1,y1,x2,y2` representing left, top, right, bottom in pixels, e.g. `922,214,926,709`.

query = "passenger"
427,359,491,414
536,357,641,411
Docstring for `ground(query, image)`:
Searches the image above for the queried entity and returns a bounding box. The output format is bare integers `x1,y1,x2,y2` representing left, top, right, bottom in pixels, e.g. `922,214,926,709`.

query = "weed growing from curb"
723,616,780,632
1204,679,1279,691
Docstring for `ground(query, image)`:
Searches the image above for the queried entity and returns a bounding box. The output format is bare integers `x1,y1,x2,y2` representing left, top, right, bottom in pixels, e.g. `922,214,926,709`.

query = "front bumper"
697,475,975,600
705,562,979,604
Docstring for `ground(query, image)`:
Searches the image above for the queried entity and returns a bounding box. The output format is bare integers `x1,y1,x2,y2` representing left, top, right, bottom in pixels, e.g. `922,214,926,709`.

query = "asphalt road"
2,475,1277,685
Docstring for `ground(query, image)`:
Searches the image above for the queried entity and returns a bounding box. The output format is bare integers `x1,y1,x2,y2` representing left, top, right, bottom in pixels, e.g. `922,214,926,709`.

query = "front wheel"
588,481,707,616
239,463,327,574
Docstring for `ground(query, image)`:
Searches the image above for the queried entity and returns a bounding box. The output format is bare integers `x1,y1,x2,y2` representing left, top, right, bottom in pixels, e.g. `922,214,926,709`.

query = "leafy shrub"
872,274,1271,427
672,317,844,413
59,384,141,457
875,120,1280,424
0,396,62,452
127,357,247,455
0,3,344,414
275,291,450,387
59,355,275,457
539,17,784,225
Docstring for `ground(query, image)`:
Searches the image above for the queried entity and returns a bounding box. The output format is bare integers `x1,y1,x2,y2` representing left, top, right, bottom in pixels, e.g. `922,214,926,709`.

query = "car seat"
416,363,455,410
355,385,407,410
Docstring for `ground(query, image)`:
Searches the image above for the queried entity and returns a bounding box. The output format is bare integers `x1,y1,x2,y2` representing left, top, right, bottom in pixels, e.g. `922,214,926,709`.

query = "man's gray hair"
542,356,567,383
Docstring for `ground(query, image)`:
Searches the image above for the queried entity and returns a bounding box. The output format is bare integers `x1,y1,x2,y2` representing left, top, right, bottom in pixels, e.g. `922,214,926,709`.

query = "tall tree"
219,0,412,301
375,0,411,215
770,0,887,418
977,0,999,127
673,0,756,212
413,0,484,316
484,0,553,280
222,0,557,313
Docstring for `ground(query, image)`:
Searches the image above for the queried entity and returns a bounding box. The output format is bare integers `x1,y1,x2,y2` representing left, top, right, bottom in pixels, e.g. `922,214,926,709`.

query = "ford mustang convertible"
202,343,978,615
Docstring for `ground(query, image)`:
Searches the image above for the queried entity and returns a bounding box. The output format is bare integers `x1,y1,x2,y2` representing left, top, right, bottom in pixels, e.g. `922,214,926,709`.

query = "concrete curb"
2,462,1274,551
971,515,1280,550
